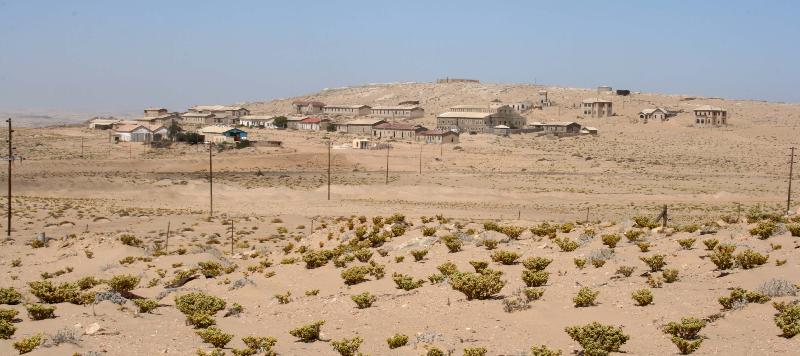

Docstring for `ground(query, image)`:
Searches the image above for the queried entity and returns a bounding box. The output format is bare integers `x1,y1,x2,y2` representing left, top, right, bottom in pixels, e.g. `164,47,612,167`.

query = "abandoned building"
638,108,673,122
136,108,178,127
298,117,331,131
436,108,526,134
188,105,250,125
597,85,613,94
180,112,215,126
419,129,459,144
693,105,727,126
581,98,613,118
372,122,426,140
337,118,387,135
322,104,371,117
292,100,325,115
238,115,277,128
199,126,248,143
541,122,582,135
370,105,425,119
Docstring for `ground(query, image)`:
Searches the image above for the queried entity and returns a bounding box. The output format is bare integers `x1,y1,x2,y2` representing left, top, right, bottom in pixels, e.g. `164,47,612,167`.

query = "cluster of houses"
635,105,727,126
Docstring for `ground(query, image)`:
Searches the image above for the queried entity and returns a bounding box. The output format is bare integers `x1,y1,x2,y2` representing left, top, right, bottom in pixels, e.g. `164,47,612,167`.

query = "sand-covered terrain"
0,82,799,355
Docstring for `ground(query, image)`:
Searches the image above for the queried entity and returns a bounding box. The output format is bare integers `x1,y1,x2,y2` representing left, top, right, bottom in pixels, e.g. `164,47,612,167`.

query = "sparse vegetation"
386,333,409,349
450,270,506,300
289,320,325,342
196,327,233,348
664,317,706,354
631,289,653,306
351,292,377,308
639,254,666,272
565,322,629,356
573,287,599,307
332,336,363,356
490,250,520,265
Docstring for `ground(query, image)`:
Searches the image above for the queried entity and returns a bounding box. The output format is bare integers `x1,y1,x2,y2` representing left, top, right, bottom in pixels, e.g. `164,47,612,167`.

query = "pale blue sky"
1,0,798,113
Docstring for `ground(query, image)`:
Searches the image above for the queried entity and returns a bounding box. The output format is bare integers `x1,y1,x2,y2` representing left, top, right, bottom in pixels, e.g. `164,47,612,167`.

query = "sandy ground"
0,82,799,355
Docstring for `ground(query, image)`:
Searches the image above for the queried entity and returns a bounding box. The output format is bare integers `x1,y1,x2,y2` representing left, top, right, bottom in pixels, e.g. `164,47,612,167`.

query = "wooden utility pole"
6,118,10,240
80,137,84,158
209,143,214,217
419,144,422,175
586,206,590,223
165,221,171,254
385,144,390,184
327,140,331,200
229,219,235,255
788,147,796,213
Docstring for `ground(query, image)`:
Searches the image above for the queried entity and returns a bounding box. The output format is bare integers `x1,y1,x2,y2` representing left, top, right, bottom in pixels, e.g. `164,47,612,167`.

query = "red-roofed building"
298,117,331,131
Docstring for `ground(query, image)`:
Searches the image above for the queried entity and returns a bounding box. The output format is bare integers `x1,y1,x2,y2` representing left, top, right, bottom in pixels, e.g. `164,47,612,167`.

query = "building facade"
419,130,459,144
239,115,276,128
370,105,424,119
693,105,727,126
372,122,425,140
322,105,371,117
298,117,330,131
338,118,387,134
541,122,582,134
292,100,325,115
581,98,613,118
638,108,671,122
436,108,526,133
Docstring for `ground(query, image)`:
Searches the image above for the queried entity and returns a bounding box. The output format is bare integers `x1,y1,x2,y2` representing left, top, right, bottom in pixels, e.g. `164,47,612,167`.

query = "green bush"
718,288,770,310
27,280,82,304
524,287,545,301
303,250,331,269
386,333,408,349
482,239,498,250
12,334,43,354
469,261,489,273
441,235,462,252
631,289,653,306
574,258,587,269
437,261,459,276
422,227,437,237
591,259,606,268
530,345,563,356
633,216,658,229
427,347,446,356
450,270,506,300
119,234,142,247
490,250,520,265
554,237,578,252
332,336,363,356
107,274,140,293
573,287,599,307
615,266,635,277
341,265,372,285
392,273,425,291
624,230,644,242
702,238,719,251
0,308,18,322
710,244,736,270
186,312,216,328
522,270,549,287
175,292,226,316
601,234,621,248
565,322,629,356
663,269,679,283
522,257,552,271
26,304,56,320
76,276,101,290
677,238,696,250
0,287,22,305
749,220,777,239
133,299,158,313
788,224,800,237
664,317,706,354
410,249,429,262
0,319,16,339
241,336,277,354
274,291,291,304
351,292,376,309
499,225,526,239
463,347,487,356
774,302,800,337
639,254,666,272
636,241,650,252
198,261,223,278
289,320,325,342
530,222,557,238
735,249,768,269
196,327,233,348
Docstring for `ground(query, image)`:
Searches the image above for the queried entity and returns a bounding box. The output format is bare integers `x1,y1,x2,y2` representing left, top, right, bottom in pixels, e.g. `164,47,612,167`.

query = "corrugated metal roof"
437,112,492,119
344,118,386,125
694,105,725,111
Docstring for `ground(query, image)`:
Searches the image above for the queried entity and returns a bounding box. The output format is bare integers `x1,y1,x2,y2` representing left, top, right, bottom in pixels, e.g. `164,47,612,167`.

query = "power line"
788,147,796,214
2,118,24,240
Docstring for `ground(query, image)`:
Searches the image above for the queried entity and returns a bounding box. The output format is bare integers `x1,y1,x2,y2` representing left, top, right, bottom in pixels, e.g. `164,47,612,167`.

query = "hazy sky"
1,0,798,113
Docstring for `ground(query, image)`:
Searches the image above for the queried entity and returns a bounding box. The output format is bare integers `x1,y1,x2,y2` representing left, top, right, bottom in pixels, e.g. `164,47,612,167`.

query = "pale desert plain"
1,82,799,356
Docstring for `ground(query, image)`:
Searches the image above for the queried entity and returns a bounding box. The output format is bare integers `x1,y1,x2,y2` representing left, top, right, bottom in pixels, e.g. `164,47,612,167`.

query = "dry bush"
573,287,599,307
639,254,666,272
386,333,408,349
664,317,706,354
631,289,653,306
735,249,768,269
351,292,376,309
565,322,629,356
490,250,520,265
332,336,363,356
450,270,506,300
289,320,325,342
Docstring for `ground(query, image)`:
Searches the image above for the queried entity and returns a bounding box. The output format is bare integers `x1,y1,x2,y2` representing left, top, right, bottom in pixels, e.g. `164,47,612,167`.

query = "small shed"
494,125,511,136
581,127,599,135
200,126,248,143
352,138,370,149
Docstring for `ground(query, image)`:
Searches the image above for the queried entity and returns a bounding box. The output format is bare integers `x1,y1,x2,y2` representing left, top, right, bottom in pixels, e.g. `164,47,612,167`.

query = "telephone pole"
385,144,390,184
209,143,214,217
788,147,796,214
3,118,24,240
80,137,84,158
419,144,422,175
327,140,331,200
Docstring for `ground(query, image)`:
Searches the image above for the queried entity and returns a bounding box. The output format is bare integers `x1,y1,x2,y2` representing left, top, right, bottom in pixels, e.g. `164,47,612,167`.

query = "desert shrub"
774,302,800,337
437,262,459,276
522,270,549,287
0,287,22,305
422,227,437,237
522,257,552,271
175,292,226,316
0,320,16,339
482,239,498,250
560,222,575,233
196,327,233,348
427,347,446,356
0,308,18,322
386,333,408,349
134,299,159,313
391,224,406,237
394,256,404,263
574,258,587,269
483,221,499,232
639,254,666,272
490,250,520,265
410,249,429,262
463,347,487,356
750,220,777,239
351,292,376,309
735,249,768,269
107,274,140,293
633,216,658,229
186,312,216,328
450,270,506,300
530,345,563,356
12,334,43,354
353,249,372,263
340,265,372,285
624,230,643,242
305,289,320,296
615,266,635,277
26,304,56,320
788,224,800,237
718,288,770,310
662,269,679,283
500,225,526,239
601,234,621,248
392,273,425,291
27,280,82,304
198,261,223,278
573,287,599,307
368,261,385,279
274,291,291,304
119,234,142,247
709,244,736,270
554,237,578,252
530,222,558,238
332,336,363,356
758,279,798,297
702,238,719,251
524,287,545,301
289,320,325,342
441,235,463,252
565,322,629,356
664,317,706,354
303,250,331,269
469,260,488,272
240,336,277,354
76,276,100,290
677,238,696,250
636,241,650,252
591,259,606,268
631,289,653,306
680,224,700,233
647,275,664,288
